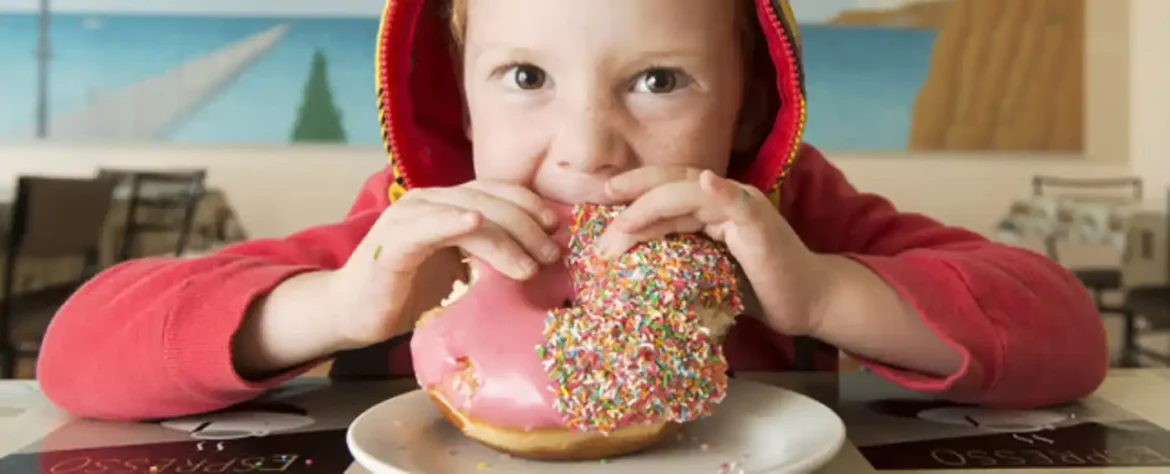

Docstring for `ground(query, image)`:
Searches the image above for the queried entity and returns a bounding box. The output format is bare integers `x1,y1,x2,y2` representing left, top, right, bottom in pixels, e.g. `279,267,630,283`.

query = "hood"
375,0,806,205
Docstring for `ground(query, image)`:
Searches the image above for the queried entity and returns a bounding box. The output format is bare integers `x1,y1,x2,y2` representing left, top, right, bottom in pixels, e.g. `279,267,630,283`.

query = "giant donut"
410,203,743,460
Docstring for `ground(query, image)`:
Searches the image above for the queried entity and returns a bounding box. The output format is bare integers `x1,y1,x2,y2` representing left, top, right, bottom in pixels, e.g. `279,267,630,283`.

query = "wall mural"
0,0,1084,152
792,0,1085,152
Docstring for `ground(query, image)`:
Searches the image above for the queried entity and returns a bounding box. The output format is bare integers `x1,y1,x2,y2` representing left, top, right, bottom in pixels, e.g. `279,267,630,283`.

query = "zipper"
763,0,806,184
766,1,819,371
377,0,414,189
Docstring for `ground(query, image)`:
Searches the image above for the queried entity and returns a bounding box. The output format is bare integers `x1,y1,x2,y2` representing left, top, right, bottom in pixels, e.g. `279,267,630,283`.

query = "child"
37,0,1107,421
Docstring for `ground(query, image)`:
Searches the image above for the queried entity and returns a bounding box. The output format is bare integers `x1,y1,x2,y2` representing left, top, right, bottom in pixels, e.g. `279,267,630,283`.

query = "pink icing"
410,203,577,431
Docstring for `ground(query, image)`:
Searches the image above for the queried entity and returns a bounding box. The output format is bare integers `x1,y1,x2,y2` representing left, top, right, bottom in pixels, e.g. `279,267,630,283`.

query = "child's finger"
464,181,559,228
454,222,541,280
375,203,481,273
417,186,560,264
605,166,703,202
610,181,702,232
595,216,703,259
700,170,758,225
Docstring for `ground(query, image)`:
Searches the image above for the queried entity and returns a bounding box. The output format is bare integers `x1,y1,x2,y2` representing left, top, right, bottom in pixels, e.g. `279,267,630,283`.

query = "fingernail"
519,257,538,276
540,210,558,227
593,245,611,260
610,215,633,233
594,237,616,259
604,180,620,197
541,243,561,262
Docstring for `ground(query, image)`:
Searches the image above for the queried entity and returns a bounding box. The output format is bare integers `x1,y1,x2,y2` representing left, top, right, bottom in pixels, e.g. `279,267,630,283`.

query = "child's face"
461,0,746,205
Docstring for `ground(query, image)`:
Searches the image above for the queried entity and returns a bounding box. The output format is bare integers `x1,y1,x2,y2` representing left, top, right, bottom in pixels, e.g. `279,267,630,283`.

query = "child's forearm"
809,255,964,377
232,270,353,379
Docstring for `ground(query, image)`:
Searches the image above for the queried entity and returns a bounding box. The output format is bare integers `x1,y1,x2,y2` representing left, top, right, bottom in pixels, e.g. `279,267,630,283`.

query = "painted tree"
291,50,347,142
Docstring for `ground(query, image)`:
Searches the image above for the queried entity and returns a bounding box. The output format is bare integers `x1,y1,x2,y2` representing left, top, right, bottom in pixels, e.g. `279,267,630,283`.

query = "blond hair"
449,0,468,49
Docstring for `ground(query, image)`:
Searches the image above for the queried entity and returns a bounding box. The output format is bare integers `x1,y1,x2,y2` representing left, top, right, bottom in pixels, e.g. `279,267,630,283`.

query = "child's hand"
329,181,561,346
597,166,829,336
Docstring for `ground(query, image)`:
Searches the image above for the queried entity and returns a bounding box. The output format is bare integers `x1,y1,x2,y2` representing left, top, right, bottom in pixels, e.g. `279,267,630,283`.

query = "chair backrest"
98,169,209,261
1032,176,1143,202
7,176,118,258
97,169,207,206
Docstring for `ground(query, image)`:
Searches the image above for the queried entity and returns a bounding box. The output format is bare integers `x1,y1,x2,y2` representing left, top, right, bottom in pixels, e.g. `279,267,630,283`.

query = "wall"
0,0,1157,272
1129,0,1170,210
1114,0,1170,286
908,0,1085,152
1085,0,1130,164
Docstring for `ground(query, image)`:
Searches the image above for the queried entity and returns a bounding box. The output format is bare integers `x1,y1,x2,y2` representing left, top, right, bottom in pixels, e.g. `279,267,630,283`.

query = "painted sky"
0,0,933,21
789,0,931,22
0,0,386,16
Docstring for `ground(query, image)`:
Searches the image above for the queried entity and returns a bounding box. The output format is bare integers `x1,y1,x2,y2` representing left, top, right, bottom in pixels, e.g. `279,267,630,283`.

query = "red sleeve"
36,169,394,421
779,144,1108,407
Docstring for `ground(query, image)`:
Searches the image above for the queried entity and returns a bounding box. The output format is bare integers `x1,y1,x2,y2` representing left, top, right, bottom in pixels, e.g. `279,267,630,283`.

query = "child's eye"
630,68,691,94
502,64,548,90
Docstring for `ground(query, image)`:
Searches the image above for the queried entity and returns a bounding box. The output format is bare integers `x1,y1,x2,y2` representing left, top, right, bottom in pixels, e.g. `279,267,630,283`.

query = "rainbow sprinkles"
538,204,743,434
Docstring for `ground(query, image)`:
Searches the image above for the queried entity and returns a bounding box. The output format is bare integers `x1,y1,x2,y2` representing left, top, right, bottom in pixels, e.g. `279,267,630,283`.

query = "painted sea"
0,13,936,150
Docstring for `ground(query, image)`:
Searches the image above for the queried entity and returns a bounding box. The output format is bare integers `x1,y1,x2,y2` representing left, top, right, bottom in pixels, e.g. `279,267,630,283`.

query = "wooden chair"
97,169,207,261
0,176,117,378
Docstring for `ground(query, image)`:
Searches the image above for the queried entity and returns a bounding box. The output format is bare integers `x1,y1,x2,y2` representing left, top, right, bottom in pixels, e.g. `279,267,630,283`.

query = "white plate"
347,378,845,473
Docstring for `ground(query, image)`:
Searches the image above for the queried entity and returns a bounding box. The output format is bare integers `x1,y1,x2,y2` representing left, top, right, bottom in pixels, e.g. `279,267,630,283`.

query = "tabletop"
2,370,1170,473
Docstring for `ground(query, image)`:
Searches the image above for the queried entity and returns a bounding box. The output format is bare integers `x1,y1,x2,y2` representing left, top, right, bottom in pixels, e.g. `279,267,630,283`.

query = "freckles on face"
462,0,746,204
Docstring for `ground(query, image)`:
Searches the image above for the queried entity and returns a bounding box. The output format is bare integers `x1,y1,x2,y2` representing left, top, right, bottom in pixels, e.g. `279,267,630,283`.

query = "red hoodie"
37,0,1107,421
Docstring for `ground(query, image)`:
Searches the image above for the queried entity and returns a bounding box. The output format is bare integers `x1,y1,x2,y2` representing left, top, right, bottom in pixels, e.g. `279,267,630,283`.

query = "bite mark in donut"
450,356,480,402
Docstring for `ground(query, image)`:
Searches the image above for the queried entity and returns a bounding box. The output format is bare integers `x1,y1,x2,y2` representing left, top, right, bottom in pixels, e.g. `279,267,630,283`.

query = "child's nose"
551,105,631,176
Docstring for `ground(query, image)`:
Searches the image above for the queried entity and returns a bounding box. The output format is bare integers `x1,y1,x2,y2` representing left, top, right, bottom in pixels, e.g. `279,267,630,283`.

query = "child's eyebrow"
471,43,541,56
466,44,548,64
466,43,712,73
625,50,707,63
